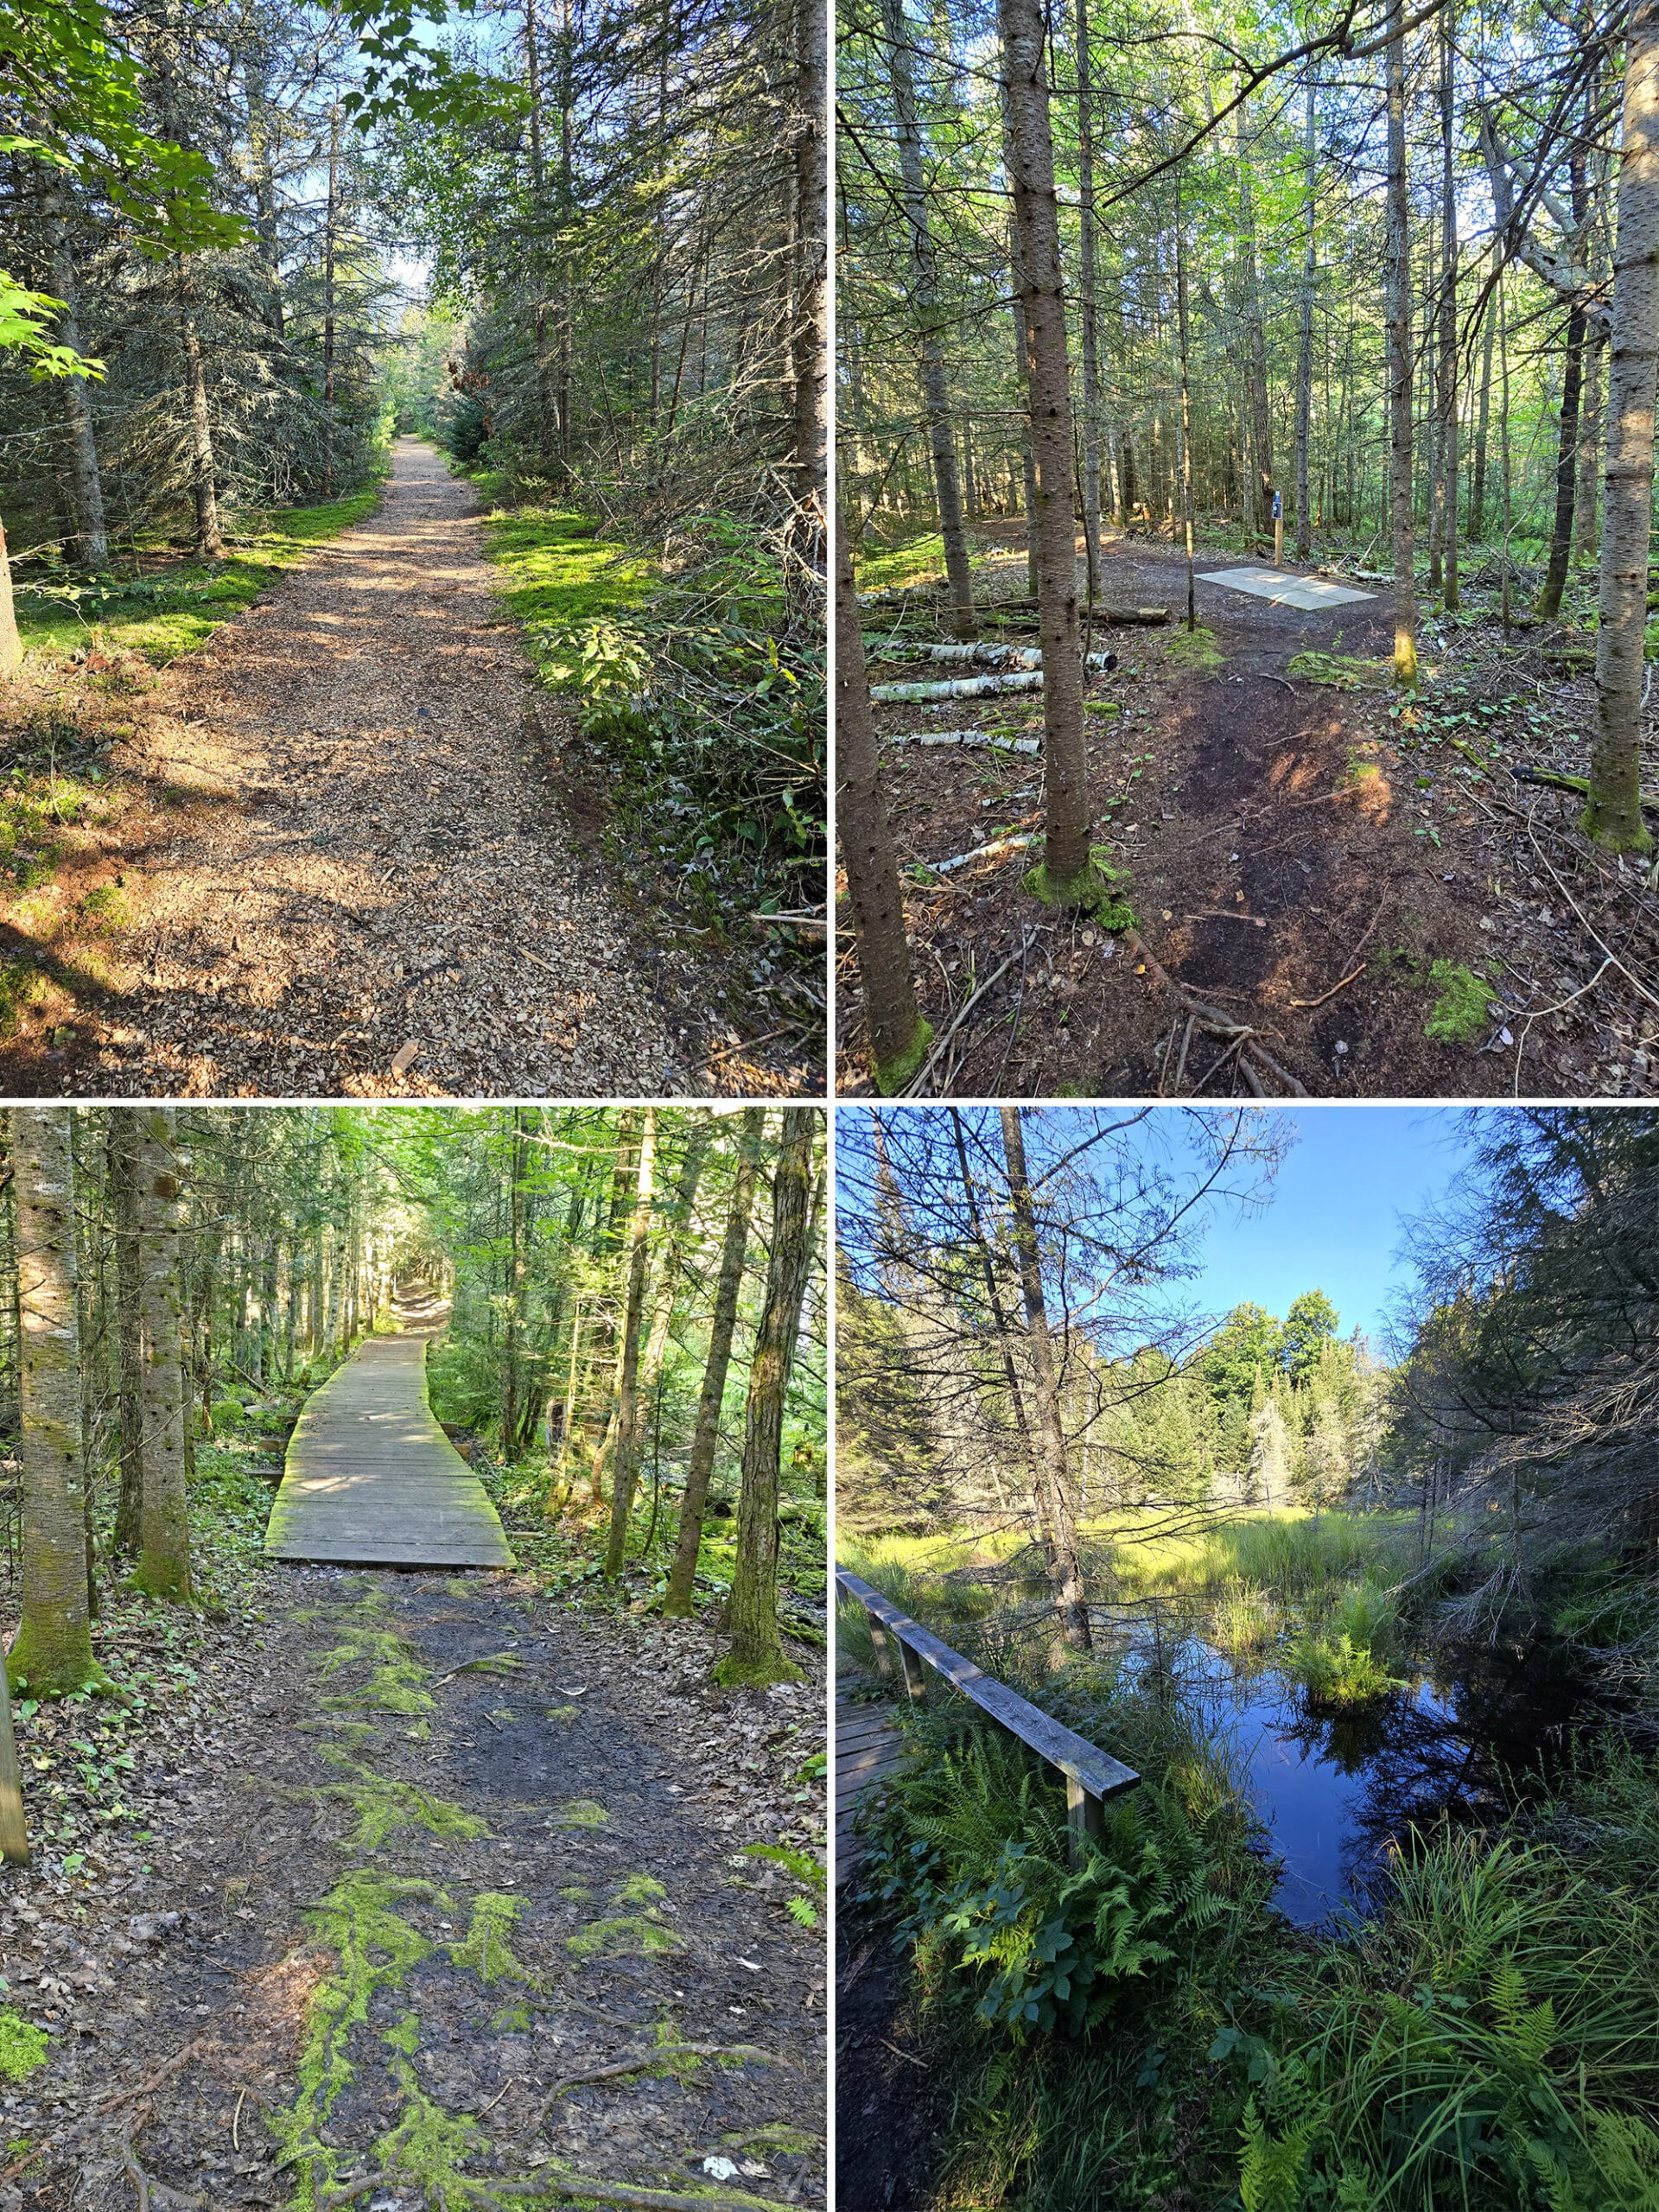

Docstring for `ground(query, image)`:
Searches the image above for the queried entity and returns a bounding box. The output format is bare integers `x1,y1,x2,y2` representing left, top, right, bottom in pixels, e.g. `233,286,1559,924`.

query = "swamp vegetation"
836,1104,1659,2210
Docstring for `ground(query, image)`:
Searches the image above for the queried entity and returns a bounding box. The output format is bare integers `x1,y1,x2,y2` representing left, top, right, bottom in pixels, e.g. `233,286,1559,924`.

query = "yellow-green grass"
851,531,1006,594
15,483,389,669
481,506,654,628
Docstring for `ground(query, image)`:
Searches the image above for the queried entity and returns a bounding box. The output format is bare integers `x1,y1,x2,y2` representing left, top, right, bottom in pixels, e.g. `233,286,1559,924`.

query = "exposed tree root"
1125,929,1308,1096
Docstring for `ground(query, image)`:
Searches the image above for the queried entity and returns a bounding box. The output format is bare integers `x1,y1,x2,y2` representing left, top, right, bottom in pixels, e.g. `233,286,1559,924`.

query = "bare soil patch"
837,529,1659,1098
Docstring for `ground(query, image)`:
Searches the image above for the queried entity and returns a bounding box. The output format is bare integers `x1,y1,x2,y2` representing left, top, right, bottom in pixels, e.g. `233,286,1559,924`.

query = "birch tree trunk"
999,0,1098,905
880,0,977,639
9,1108,103,1697
1294,77,1317,562
133,1107,192,1601
664,1109,764,1617
717,1109,815,1687
1386,2,1418,688
998,1108,1091,1650
1590,0,1659,853
602,1107,658,1578
836,525,931,1090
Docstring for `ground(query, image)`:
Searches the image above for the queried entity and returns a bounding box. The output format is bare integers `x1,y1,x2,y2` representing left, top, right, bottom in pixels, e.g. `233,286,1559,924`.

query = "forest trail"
833,1694,908,1882
265,1300,513,1570
1,1569,826,2211
68,438,680,1100
849,524,1656,1098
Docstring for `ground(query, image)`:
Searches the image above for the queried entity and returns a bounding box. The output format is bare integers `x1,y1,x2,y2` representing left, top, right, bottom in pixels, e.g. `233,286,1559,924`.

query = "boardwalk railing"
836,1567,1139,1863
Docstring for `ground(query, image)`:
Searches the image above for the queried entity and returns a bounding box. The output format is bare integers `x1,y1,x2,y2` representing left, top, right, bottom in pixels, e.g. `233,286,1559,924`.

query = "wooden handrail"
836,1567,1139,1862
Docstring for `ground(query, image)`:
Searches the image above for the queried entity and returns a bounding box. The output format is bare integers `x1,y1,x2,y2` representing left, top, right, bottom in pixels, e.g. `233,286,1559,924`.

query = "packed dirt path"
842,524,1659,1098
0,1567,827,2211
66,439,681,1098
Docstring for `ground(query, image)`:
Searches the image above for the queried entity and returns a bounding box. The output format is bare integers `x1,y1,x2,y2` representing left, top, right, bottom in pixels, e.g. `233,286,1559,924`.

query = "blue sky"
1188,1108,1478,1346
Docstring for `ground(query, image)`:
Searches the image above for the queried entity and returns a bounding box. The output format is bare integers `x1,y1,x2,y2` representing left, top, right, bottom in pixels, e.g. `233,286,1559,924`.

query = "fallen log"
871,672,1044,702
882,728,1040,753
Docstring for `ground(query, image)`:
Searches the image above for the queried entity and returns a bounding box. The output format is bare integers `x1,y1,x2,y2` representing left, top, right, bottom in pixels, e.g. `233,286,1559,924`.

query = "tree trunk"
881,0,977,639
1471,300,1494,539
601,1108,658,1578
1236,95,1274,536
107,1110,145,1560
1075,0,1104,600
1294,77,1317,561
322,103,340,499
1437,18,1459,609
664,1109,764,1617
132,1107,192,1601
836,526,931,1091
999,0,1096,904
997,1108,1091,1649
1539,300,1587,618
0,1654,25,1862
791,0,828,566
1576,329,1605,554
1175,184,1197,632
1386,1,1418,688
499,1107,530,1452
0,515,19,678
1589,0,1659,853
8,1109,103,1697
181,289,223,558
41,178,108,569
716,1109,815,1687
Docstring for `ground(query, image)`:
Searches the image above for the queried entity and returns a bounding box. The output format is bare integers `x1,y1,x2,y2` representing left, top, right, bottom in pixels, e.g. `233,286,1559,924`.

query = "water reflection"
1109,1623,1607,1929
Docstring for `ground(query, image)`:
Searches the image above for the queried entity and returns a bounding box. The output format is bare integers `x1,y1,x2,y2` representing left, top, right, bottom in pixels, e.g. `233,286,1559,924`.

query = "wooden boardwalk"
264,1311,514,1568
836,1691,914,1882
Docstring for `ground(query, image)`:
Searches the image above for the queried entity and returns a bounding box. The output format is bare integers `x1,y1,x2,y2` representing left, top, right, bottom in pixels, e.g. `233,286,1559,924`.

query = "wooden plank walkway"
264,1315,515,1568
836,1691,914,1882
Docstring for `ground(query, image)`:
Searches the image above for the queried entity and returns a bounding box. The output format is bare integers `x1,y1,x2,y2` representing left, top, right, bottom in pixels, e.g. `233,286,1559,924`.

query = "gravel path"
75,439,680,1097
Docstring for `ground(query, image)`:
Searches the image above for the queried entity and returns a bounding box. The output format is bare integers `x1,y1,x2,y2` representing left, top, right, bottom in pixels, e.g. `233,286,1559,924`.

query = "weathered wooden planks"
836,1567,1139,1857
265,1330,514,1568
836,1693,913,1880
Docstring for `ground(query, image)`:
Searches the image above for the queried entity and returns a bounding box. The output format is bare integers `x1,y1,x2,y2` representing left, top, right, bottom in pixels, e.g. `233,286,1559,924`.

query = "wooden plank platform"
264,1326,515,1568
836,1691,914,1881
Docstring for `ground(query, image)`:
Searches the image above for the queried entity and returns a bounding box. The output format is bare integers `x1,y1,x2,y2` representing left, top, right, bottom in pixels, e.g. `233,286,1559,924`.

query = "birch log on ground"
8,1107,103,1698
1589,0,1659,854
998,0,1105,908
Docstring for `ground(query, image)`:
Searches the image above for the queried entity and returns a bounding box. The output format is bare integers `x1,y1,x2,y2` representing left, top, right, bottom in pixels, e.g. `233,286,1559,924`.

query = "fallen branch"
900,935,1034,1096
531,2042,777,2132
1124,929,1307,1096
430,1651,524,1688
747,912,829,931
485,2177,786,2212
1288,893,1389,1009
1511,764,1659,812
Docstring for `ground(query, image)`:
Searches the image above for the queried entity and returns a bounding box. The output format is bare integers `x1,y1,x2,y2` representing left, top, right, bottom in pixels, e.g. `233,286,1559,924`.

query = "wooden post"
1273,489,1284,567
898,1636,926,1703
867,1615,898,1681
1065,1773,1102,1865
0,1634,29,1865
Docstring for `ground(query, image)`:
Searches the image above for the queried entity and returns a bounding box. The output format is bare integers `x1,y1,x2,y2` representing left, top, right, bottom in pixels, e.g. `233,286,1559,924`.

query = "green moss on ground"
0,2012,49,2083
316,1750,490,1851
483,508,652,628
1164,623,1224,671
15,486,387,669
446,1891,537,1987
1424,959,1492,1045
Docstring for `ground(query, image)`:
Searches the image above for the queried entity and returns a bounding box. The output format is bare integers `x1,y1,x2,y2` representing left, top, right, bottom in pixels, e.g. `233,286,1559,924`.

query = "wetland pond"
1106,1618,1618,1927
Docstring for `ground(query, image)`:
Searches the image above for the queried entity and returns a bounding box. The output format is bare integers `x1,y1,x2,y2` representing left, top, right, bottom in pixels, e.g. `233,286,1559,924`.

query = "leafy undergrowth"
471,482,826,1078
12,482,388,670
849,1647,1659,2212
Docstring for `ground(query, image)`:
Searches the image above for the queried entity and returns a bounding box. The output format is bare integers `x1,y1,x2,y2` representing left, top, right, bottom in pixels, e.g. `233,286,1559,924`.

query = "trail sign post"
1273,489,1284,567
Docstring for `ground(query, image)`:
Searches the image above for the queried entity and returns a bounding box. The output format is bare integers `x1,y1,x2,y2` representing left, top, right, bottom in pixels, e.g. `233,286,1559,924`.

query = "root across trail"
0,1565,826,2210
43,441,685,1098
840,525,1659,1097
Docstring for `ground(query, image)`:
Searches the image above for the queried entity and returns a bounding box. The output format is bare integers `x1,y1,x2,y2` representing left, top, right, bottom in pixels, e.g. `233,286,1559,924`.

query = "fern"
1239,2098,1313,2212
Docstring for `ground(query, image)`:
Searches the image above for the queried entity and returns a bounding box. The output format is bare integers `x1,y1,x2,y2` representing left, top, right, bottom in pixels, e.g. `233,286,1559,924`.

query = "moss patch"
1163,623,1224,671
0,2011,49,2083
550,1797,608,1829
316,1749,490,1851
1023,849,1136,931
1286,649,1389,690
483,507,652,629
446,1891,537,1987
567,1913,683,1961
1423,958,1492,1045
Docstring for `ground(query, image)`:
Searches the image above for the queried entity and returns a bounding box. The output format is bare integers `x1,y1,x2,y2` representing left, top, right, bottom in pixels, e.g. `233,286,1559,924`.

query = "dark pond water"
1114,1630,1613,1928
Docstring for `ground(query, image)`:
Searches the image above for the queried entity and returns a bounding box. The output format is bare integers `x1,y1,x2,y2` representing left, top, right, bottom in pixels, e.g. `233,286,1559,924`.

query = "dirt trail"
842,527,1659,1097
67,440,682,1098
0,1568,826,2210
